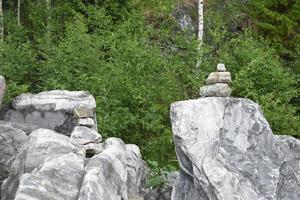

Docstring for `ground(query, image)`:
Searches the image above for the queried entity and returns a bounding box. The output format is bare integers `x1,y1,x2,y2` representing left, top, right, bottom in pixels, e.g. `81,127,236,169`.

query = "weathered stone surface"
126,144,147,200
170,97,300,200
77,118,95,128
0,76,6,108
1,90,97,135
14,152,85,200
206,72,231,85
74,107,94,119
1,127,148,200
199,83,231,97
71,126,101,143
1,129,76,200
11,90,96,112
77,138,128,200
0,124,27,197
0,120,34,135
217,63,226,72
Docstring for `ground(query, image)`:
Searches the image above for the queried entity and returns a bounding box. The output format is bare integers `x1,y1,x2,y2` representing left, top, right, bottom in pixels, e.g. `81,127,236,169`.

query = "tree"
198,0,203,42
196,0,204,71
0,0,3,41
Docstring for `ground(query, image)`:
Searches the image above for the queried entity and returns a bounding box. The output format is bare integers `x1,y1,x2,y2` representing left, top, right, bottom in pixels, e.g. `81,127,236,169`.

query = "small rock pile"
199,63,231,97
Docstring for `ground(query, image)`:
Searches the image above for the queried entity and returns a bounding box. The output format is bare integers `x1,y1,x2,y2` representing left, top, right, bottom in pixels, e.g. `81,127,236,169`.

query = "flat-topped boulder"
1,90,97,135
170,97,300,200
11,90,96,112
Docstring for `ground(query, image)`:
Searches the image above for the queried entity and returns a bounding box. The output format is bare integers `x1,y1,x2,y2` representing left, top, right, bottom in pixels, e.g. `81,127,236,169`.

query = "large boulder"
0,123,27,196
1,90,97,135
1,129,77,200
170,97,300,200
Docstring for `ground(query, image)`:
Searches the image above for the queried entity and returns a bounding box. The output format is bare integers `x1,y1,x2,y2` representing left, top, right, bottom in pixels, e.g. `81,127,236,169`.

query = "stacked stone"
199,63,232,97
74,106,96,129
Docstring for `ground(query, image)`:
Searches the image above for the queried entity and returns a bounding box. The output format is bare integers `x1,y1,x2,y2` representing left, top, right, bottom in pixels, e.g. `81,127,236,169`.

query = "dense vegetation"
0,0,299,169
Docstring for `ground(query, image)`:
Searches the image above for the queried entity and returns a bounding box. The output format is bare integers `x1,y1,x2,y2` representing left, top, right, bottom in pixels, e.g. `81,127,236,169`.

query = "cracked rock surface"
1,128,148,200
170,97,300,200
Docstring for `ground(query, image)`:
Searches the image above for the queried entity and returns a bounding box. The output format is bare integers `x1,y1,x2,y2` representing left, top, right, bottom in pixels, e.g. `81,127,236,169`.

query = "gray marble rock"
1,130,148,200
71,126,102,143
206,72,231,85
126,144,148,200
199,83,231,97
217,63,226,72
1,90,97,135
14,152,85,200
74,107,94,119
170,97,300,200
77,118,95,128
0,124,27,197
0,120,34,135
1,129,76,200
77,138,128,200
11,90,96,112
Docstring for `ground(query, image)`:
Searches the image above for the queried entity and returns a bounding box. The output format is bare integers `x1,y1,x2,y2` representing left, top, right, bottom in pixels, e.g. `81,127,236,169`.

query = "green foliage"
0,4,198,166
202,6,300,136
146,160,178,189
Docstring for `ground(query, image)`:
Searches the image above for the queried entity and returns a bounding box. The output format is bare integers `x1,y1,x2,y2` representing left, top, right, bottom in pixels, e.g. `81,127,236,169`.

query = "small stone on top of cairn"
199,63,231,97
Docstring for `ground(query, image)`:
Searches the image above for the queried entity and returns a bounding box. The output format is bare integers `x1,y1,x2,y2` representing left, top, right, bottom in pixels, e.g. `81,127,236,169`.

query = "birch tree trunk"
0,0,3,41
196,0,204,71
17,0,21,25
198,0,204,43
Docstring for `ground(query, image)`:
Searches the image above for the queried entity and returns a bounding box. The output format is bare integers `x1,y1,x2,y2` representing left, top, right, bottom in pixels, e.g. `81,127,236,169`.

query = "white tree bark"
198,0,204,43
196,0,204,71
0,0,3,41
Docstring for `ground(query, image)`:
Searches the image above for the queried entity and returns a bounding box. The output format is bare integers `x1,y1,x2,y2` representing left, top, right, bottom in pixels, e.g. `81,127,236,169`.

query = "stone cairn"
199,63,231,97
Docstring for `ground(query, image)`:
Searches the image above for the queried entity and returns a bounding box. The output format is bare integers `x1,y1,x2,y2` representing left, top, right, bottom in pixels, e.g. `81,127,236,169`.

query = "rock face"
0,123,27,197
170,97,300,200
1,90,97,135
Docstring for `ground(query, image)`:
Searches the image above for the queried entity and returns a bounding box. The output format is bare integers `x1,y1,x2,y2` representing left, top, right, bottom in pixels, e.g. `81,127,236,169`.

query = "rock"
1,129,76,200
14,152,85,200
1,117,148,200
74,107,94,119
170,97,300,200
199,64,232,97
11,90,96,112
1,90,97,135
217,63,226,72
126,144,148,200
206,72,231,85
77,138,128,200
0,123,27,197
71,126,101,143
77,118,95,128
199,83,231,97
0,76,6,108
0,120,34,135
